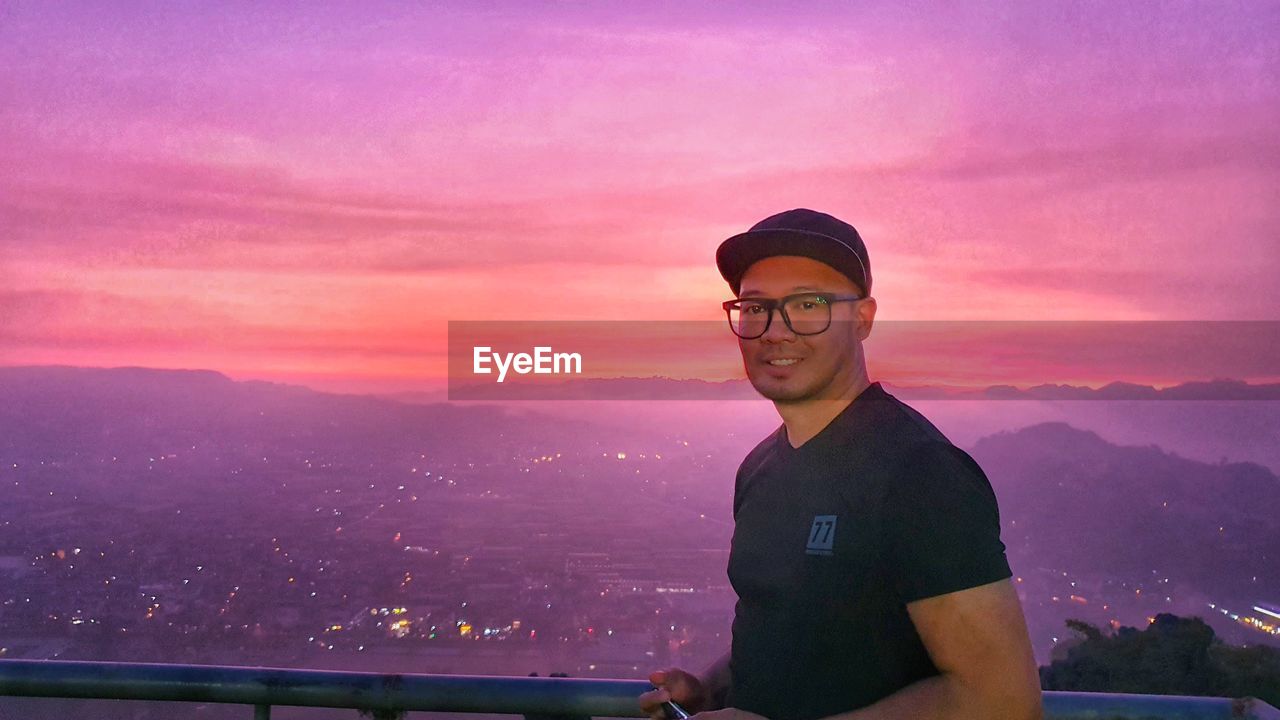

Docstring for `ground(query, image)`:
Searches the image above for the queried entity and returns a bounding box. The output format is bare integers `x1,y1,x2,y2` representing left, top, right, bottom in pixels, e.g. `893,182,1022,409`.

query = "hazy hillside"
0,365,671,467
973,421,1278,603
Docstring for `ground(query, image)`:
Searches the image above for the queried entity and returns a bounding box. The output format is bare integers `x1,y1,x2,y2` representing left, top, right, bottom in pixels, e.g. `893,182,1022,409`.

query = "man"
638,209,1042,720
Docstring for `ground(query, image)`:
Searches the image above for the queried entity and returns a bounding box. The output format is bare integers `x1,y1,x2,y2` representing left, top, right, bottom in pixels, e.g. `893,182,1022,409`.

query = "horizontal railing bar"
2,659,1278,719
0,659,643,716
1043,690,1280,720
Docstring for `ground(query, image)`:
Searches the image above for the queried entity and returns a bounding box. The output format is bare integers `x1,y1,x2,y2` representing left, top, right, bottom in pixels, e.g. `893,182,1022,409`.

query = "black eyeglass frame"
722,292,864,339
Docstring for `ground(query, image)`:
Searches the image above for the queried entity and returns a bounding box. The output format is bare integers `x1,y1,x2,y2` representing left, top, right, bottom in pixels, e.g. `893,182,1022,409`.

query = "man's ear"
858,297,876,340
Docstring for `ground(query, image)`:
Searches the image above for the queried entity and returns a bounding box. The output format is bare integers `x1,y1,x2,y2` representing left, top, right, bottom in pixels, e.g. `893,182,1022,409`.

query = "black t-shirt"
724,381,1012,720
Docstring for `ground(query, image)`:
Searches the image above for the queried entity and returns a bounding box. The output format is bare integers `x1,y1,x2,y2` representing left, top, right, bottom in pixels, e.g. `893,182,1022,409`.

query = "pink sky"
1,2,1277,393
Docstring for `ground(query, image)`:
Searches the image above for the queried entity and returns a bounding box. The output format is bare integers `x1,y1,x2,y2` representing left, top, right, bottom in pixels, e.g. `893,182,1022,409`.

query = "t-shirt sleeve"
887,440,1013,603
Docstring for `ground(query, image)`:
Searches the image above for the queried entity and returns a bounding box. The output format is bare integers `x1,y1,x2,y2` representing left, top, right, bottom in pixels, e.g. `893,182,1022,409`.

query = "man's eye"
743,304,766,314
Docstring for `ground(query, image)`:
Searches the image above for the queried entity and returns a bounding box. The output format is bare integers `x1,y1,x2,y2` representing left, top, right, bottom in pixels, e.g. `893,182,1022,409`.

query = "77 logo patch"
806,514,837,556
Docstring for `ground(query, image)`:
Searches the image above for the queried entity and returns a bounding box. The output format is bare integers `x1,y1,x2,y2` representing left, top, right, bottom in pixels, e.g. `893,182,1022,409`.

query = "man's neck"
777,375,873,449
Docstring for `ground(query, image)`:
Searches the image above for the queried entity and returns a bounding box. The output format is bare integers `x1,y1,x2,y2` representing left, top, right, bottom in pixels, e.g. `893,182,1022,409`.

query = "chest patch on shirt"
805,514,838,555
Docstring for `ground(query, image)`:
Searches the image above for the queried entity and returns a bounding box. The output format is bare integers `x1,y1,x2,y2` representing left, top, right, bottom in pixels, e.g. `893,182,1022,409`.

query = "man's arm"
843,440,1040,718
697,651,732,711
831,578,1042,720
691,583,1039,720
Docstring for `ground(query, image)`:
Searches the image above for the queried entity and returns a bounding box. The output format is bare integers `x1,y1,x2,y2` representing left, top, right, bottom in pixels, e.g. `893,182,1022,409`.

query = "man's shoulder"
878,401,1000,517
847,390,997,495
732,426,785,521
737,425,783,479
868,385,955,448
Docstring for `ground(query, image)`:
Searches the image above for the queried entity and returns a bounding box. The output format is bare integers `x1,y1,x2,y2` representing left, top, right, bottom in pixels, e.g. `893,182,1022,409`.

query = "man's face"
735,255,875,403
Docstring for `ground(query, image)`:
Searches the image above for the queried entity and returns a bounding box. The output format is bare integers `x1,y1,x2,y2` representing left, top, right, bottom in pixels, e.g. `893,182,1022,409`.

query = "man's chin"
748,377,818,402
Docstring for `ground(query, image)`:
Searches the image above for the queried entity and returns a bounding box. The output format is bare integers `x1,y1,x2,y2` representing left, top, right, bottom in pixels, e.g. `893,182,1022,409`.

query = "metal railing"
2,659,1278,719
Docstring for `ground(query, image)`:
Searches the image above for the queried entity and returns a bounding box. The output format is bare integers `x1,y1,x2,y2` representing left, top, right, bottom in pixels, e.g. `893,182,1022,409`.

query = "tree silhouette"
1040,613,1280,706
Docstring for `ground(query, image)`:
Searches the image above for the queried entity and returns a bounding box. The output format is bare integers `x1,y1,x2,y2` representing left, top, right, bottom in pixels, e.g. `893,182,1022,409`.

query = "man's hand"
639,668,708,720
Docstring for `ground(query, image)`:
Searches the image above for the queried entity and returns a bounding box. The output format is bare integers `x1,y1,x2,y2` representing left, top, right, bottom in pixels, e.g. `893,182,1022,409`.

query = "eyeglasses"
722,292,863,339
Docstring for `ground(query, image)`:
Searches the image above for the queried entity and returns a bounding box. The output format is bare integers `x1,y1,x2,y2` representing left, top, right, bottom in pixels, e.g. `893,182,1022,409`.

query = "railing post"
253,703,269,720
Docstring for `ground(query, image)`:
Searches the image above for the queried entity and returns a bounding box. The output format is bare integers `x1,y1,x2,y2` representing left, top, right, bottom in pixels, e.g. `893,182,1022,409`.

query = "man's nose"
759,307,797,342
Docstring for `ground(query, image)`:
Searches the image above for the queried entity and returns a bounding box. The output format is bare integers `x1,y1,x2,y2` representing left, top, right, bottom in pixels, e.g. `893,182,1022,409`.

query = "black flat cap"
716,208,871,297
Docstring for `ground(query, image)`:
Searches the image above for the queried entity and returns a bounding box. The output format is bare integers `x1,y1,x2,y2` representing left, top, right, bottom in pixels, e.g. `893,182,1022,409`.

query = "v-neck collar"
775,381,886,455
